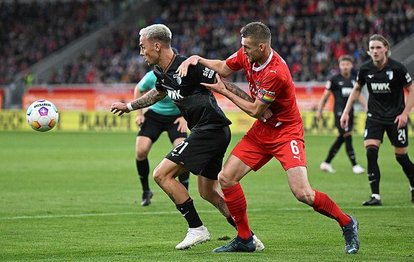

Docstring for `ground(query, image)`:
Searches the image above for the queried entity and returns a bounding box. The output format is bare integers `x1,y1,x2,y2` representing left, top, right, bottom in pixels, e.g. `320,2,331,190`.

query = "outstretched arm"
202,75,270,119
177,55,234,78
111,89,166,116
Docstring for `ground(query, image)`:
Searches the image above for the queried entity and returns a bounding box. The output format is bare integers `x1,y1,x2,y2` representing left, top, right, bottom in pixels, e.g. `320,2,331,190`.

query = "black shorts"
138,110,187,143
335,111,354,135
364,118,408,148
166,126,231,179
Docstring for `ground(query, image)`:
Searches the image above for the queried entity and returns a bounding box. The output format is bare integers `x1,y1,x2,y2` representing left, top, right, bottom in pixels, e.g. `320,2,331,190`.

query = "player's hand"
340,113,349,129
394,113,408,129
201,74,227,95
176,55,200,77
260,109,273,122
110,102,129,116
174,116,188,133
136,114,145,126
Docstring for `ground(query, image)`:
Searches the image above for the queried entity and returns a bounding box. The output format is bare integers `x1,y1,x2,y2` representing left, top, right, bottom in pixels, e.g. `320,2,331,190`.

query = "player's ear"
259,43,266,52
154,42,161,52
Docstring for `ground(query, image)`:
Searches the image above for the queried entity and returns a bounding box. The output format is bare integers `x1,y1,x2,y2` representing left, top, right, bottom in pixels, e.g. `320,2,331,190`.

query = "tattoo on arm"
131,89,165,110
222,79,254,102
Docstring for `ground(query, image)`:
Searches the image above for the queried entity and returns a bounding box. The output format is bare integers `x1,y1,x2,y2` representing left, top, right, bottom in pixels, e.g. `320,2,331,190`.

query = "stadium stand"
1,0,413,86
0,0,130,85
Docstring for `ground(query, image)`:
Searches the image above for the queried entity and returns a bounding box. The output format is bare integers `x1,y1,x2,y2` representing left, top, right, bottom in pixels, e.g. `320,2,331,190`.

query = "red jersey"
226,48,302,127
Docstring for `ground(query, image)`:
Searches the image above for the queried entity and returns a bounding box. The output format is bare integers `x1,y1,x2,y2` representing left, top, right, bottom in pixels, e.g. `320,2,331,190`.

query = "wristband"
126,102,134,111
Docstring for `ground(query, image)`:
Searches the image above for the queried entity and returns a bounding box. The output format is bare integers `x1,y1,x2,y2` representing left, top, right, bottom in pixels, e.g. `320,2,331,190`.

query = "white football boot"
320,162,335,173
175,226,211,250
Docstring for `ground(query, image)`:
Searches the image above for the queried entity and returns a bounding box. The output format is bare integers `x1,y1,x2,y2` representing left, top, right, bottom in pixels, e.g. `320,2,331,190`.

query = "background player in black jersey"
341,34,414,206
316,55,366,175
110,24,263,250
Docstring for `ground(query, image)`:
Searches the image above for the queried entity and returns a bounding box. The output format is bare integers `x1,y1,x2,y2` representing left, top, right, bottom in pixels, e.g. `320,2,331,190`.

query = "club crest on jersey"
386,70,393,80
173,74,182,85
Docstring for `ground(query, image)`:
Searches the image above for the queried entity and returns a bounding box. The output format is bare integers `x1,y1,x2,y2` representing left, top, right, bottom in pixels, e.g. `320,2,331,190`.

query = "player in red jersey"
177,22,360,254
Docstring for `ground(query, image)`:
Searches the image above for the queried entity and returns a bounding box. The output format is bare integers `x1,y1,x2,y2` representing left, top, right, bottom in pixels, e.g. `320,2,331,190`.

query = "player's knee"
152,166,165,185
366,145,379,161
218,170,234,188
136,149,148,161
292,189,313,205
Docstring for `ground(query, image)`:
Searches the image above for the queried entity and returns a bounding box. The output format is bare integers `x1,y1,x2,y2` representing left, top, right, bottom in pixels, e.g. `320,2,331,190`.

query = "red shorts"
232,120,307,171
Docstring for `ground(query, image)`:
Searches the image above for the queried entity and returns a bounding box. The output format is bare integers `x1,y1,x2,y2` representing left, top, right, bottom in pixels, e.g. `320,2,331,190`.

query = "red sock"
222,183,252,240
312,190,351,227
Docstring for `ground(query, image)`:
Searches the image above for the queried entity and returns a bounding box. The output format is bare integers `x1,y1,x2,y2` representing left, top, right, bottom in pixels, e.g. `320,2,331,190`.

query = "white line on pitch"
1,205,411,220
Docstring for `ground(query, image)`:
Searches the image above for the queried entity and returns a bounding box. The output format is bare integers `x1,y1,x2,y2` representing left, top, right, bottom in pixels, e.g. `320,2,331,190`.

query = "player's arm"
133,83,146,125
177,55,234,78
202,75,270,119
111,89,166,116
395,82,414,128
340,82,363,128
357,93,368,112
316,88,331,120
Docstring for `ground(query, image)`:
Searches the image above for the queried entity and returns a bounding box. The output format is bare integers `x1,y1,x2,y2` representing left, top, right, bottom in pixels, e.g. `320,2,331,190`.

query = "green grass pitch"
1,131,413,261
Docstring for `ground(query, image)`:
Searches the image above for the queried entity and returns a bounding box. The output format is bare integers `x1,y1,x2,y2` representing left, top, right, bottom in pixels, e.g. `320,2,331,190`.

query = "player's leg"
363,119,384,205
343,114,364,174
172,137,190,190
135,136,154,206
135,111,164,206
286,166,359,254
320,116,345,173
212,155,257,252
320,134,344,173
388,125,414,203
153,158,209,249
344,133,365,174
164,127,230,250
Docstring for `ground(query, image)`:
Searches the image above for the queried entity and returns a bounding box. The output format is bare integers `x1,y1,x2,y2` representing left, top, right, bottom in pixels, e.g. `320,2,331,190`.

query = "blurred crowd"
1,0,413,85
0,0,126,85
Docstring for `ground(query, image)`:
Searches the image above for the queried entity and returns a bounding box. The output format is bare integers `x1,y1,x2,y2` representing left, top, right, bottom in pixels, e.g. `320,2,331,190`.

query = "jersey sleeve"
325,79,332,90
356,68,366,86
398,64,412,87
256,71,283,104
137,71,156,92
225,48,244,72
192,63,216,84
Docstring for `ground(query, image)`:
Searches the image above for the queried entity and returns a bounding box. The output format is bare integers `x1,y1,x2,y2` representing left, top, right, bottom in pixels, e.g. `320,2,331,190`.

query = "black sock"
395,154,414,188
176,198,203,228
366,146,380,194
325,136,344,163
344,135,357,166
226,216,237,229
136,159,150,192
178,171,190,190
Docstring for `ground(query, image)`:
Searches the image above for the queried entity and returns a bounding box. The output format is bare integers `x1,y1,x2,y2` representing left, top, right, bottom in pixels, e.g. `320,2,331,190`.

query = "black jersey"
357,58,412,124
153,54,231,131
327,73,356,117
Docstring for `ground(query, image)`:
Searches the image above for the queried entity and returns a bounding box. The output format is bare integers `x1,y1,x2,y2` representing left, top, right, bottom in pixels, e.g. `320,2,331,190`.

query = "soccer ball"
26,99,59,132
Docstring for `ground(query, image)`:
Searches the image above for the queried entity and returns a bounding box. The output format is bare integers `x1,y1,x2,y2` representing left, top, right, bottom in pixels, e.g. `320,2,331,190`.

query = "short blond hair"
139,24,172,46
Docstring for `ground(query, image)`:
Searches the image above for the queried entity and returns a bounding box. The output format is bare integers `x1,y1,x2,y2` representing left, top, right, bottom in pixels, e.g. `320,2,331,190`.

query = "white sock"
371,194,381,200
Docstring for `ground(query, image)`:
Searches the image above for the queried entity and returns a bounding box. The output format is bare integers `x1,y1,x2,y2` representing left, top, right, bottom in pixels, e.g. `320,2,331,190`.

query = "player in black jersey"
341,34,414,206
111,24,263,250
317,55,366,175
